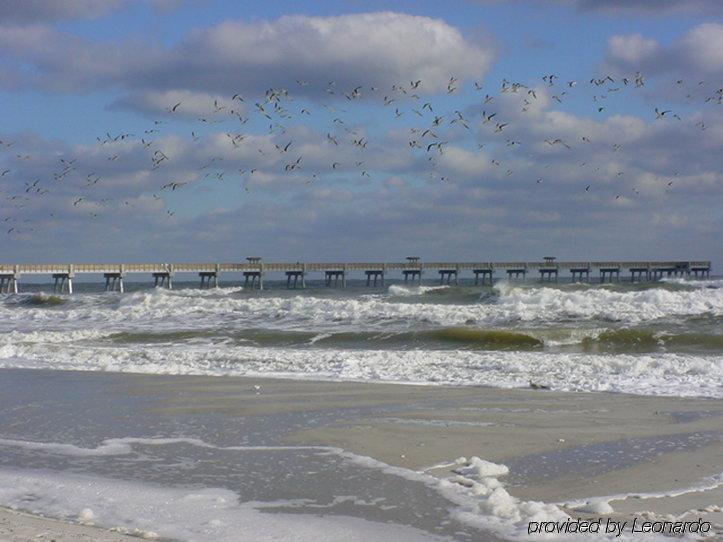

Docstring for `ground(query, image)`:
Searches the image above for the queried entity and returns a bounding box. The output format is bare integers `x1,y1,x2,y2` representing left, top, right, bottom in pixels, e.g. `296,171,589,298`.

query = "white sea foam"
564,472,723,518
453,456,510,478
0,436,691,541
1,343,720,397
660,277,723,289
492,282,722,324
0,468,448,542
344,453,660,541
387,284,449,296
0,436,574,540
1,283,721,399
0,436,331,457
2,282,720,333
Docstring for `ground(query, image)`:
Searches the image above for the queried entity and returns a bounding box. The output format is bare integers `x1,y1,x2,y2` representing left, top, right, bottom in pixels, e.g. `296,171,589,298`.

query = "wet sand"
0,506,145,541
149,376,723,532
2,371,722,540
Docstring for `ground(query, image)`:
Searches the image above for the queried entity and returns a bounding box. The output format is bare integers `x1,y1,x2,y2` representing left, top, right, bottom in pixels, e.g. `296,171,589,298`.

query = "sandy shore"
2,373,722,540
148,376,723,533
0,506,148,541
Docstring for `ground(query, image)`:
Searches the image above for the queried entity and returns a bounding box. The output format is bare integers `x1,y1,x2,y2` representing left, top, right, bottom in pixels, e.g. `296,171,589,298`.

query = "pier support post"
325,270,345,287
243,272,262,289
570,266,590,282
152,266,173,289
199,271,218,289
473,267,494,286
243,257,263,290
599,267,620,283
52,272,74,294
438,269,458,285
365,269,385,287
690,265,711,279
539,268,558,282
104,272,124,292
403,257,422,285
0,273,18,294
285,270,305,289
506,267,527,281
0,273,19,294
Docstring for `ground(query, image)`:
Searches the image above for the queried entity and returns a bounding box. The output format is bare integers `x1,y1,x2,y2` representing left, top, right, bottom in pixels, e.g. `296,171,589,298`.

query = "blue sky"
0,0,721,266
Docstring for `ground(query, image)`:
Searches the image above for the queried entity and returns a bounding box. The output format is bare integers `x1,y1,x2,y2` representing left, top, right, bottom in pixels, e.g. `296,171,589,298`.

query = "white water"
0,437,678,541
1,341,720,397
1,281,721,398
0,468,448,542
1,282,721,332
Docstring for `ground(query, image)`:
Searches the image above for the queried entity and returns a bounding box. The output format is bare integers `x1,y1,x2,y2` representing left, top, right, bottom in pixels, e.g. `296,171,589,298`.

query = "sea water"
1,277,721,397
1,277,721,541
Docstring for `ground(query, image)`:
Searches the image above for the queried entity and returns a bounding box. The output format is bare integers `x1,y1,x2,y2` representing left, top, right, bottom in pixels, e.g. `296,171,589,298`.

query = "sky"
0,0,721,267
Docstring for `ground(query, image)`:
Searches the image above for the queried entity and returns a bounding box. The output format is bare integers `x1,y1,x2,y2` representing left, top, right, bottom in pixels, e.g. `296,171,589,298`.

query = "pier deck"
0,259,711,292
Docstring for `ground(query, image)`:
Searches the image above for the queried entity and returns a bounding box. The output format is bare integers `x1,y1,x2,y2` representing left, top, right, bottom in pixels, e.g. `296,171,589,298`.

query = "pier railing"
0,259,711,293
0,260,711,275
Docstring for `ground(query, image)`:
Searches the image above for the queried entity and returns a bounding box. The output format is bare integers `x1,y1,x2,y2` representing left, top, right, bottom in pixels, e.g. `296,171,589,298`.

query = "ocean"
1,277,721,397
1,277,721,541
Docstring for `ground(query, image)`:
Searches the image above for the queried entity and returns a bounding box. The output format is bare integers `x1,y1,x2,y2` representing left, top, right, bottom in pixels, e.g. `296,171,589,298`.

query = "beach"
3,0,723,538
0,279,721,540
0,370,721,541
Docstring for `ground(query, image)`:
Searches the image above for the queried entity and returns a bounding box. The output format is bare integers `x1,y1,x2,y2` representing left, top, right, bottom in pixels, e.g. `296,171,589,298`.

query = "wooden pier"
0,258,711,292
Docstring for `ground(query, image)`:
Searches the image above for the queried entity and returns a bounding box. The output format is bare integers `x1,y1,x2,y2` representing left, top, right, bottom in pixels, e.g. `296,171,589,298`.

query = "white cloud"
605,23,723,79
0,12,494,100
112,90,245,119
606,34,659,66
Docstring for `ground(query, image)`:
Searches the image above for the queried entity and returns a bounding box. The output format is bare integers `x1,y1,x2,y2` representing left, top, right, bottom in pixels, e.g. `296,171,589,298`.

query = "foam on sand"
343,454,666,541
0,434,708,541
0,437,576,540
564,472,723,517
0,468,448,542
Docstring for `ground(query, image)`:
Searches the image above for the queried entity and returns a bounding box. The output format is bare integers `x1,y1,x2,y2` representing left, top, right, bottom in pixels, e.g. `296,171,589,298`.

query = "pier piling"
629,267,649,283
365,269,384,287
152,272,173,289
506,267,527,280
438,269,458,285
324,270,345,287
599,266,620,283
403,256,422,284
286,270,305,289
104,272,124,292
473,268,494,285
52,273,73,294
569,265,590,282
244,257,264,290
0,273,18,294
199,271,218,289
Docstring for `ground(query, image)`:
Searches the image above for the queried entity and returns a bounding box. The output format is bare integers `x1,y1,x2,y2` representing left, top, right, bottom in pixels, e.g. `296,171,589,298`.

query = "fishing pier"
0,257,712,293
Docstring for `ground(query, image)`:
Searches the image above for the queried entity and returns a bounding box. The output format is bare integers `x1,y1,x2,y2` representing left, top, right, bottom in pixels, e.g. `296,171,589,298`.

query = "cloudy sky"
1,0,721,267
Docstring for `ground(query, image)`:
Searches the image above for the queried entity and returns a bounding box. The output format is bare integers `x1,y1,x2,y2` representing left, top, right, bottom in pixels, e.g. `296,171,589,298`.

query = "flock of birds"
1,71,721,235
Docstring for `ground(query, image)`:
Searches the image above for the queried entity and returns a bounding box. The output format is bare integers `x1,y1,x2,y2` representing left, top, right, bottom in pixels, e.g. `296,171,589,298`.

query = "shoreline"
1,369,721,540
0,506,148,541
